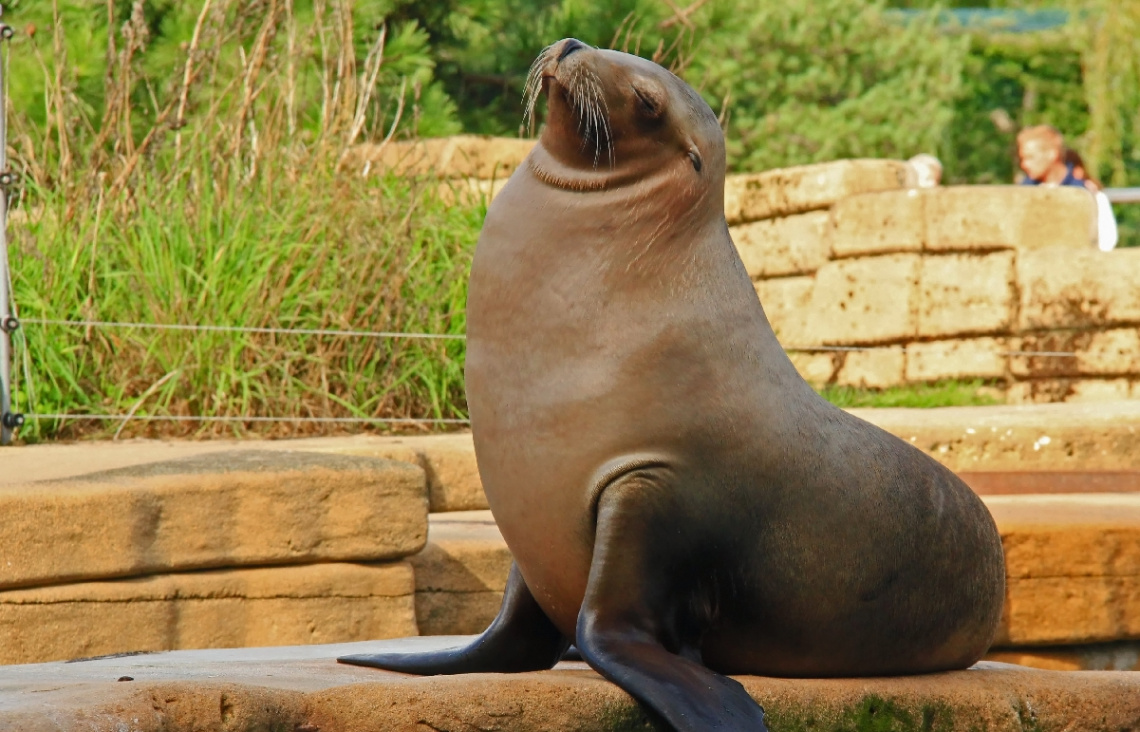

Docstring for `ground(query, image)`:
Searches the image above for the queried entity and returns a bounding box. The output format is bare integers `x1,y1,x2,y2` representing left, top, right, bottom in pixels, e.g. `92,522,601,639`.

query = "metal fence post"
0,8,21,445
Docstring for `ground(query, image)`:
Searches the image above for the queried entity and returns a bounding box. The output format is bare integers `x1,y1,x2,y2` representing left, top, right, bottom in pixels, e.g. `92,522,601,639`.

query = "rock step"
5,407,1139,515
0,450,428,591
413,498,1140,655
2,638,1138,731
0,562,416,666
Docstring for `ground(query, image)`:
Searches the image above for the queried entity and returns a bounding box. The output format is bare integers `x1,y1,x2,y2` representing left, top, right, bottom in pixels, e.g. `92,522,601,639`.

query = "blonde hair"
1017,125,1063,148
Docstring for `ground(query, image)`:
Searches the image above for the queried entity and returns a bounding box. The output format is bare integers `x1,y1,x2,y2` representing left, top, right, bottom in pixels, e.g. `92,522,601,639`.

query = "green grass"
818,380,1004,409
8,168,482,441
2,0,487,441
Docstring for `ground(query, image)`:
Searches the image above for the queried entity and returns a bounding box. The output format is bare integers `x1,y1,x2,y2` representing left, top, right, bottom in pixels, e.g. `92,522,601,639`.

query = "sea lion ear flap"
688,149,703,172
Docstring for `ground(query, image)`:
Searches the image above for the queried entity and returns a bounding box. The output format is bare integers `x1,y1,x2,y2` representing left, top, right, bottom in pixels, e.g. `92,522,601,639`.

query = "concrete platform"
0,562,417,665
1,637,1137,731
412,501,1140,657
5,402,1140,508
409,510,509,635
0,450,428,590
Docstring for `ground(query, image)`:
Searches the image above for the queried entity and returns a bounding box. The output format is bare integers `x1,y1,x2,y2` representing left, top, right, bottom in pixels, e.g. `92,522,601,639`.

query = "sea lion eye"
688,150,702,172
632,83,664,118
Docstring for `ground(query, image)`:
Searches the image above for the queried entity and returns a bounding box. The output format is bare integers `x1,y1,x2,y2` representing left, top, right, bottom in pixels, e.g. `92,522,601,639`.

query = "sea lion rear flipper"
576,481,768,732
337,562,569,674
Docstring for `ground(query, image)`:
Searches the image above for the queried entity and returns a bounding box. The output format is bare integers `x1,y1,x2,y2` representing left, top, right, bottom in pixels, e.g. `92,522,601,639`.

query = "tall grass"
5,0,481,440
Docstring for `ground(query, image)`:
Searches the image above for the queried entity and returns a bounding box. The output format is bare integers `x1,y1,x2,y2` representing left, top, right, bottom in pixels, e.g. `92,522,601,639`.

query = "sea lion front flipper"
576,481,768,732
338,562,569,674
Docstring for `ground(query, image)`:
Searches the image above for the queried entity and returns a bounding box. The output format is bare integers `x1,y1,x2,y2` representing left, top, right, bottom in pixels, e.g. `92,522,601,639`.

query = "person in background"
907,153,942,188
1016,125,1117,251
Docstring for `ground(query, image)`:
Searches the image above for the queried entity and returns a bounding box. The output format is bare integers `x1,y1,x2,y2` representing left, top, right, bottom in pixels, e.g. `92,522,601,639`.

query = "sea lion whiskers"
523,43,558,135
564,65,612,169
523,43,614,169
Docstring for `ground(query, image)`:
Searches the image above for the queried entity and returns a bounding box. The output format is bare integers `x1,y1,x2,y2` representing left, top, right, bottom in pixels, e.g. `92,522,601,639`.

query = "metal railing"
0,11,18,445
1105,188,1140,204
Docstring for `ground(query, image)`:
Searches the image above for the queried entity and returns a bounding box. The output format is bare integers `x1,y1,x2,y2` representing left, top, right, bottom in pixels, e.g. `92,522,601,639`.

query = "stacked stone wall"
348,136,1140,403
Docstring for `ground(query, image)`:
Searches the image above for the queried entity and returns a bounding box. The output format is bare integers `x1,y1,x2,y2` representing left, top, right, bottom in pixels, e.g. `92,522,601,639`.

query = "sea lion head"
524,38,725,196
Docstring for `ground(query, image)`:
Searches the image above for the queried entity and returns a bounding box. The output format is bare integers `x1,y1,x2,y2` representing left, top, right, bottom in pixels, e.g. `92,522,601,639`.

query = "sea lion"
340,38,1006,732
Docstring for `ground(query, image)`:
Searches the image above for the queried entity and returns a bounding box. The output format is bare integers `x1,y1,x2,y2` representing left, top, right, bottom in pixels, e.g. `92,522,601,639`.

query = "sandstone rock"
905,338,1008,383
830,188,924,257
731,211,832,278
1007,379,1134,405
836,347,905,389
755,276,817,347
986,641,1140,671
917,251,1016,338
3,640,1140,732
852,401,1140,471
988,493,1140,578
436,177,509,206
925,186,1096,251
996,575,1140,646
787,351,838,387
724,159,909,224
803,254,921,345
344,136,535,180
316,433,484,512
0,562,416,665
1018,247,1140,331
986,494,1140,645
1011,329,1140,379
410,511,511,635
0,450,427,590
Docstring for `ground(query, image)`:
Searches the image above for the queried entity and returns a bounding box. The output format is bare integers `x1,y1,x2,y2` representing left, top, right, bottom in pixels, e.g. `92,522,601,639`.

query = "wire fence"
3,316,1085,433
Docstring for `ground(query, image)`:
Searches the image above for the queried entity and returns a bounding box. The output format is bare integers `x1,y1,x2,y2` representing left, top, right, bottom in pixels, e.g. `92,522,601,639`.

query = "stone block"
925,186,1096,251
730,211,831,278
786,351,837,387
802,254,921,345
0,450,428,590
830,188,925,257
754,276,816,347
917,252,1016,338
852,400,1140,472
436,177,509,206
996,575,1140,646
724,159,909,224
905,338,1008,383
986,641,1140,671
1018,247,1140,331
1011,329,1140,379
409,511,511,636
1007,378,1134,405
986,494,1140,645
0,562,416,665
835,347,905,389
6,644,1140,732
344,136,535,180
321,433,485,512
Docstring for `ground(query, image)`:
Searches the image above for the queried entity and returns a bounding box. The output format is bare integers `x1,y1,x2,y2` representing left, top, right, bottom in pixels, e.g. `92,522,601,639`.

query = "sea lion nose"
557,38,586,62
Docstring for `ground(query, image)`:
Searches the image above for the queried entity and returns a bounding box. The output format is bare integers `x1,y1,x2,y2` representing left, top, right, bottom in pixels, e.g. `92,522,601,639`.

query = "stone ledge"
410,511,511,635
924,186,1095,252
853,401,1140,472
0,563,417,666
725,159,909,224
414,495,1140,648
731,211,832,278
2,639,1137,731
1018,247,1140,332
986,494,1140,646
342,135,535,180
0,450,428,590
